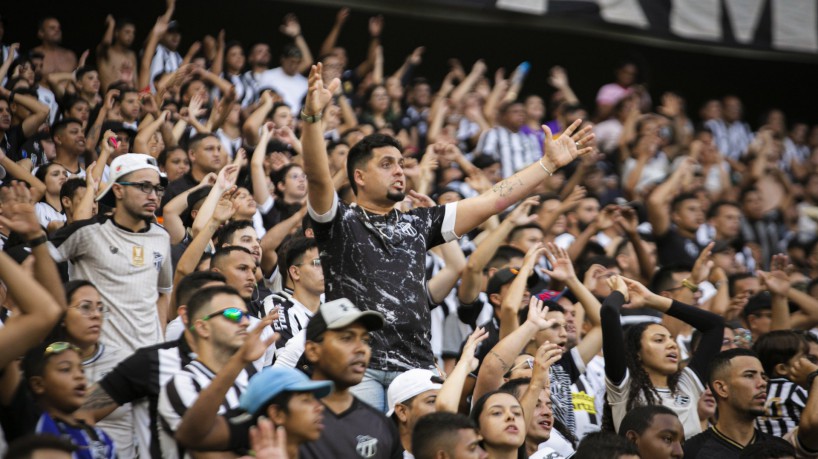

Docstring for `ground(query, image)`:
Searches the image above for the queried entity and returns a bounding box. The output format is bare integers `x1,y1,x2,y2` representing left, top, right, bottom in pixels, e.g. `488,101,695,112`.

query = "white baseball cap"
96,153,167,205
386,368,443,416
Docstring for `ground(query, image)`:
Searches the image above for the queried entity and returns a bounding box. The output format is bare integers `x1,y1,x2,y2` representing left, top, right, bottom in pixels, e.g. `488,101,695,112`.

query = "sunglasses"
44,342,80,357
193,308,249,329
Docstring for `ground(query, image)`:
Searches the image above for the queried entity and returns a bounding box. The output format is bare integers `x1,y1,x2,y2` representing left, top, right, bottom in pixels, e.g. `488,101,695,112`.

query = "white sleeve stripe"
307,193,339,223
441,202,461,242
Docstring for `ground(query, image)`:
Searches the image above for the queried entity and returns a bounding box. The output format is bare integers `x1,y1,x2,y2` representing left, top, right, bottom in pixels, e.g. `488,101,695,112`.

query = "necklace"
357,204,397,244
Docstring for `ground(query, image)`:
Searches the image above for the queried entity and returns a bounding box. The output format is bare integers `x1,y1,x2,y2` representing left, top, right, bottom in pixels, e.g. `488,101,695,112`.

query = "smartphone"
108,137,119,149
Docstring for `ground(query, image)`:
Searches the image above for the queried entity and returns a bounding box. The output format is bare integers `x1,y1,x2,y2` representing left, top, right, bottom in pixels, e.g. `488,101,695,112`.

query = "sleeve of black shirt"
416,205,448,250
601,291,627,385
98,349,154,404
666,300,725,381
457,297,482,328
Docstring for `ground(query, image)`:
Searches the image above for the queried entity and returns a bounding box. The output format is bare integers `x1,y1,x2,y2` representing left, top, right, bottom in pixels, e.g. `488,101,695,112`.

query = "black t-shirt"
2,125,26,160
311,198,455,371
683,426,779,459
299,397,402,459
656,226,701,268
159,173,199,215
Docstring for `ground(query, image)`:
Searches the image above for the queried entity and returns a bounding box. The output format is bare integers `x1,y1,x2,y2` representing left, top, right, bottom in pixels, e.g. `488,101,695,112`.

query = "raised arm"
242,91,274,146
455,120,594,237
12,92,50,138
0,210,63,369
436,328,488,413
0,43,19,85
473,297,554,403
519,342,561,429
757,267,791,331
547,66,579,105
251,122,275,205
135,111,169,155
499,243,545,339
302,63,340,215
458,197,538,306
543,243,602,364
139,16,169,91
0,148,46,200
320,8,349,58
280,14,313,74
646,156,695,237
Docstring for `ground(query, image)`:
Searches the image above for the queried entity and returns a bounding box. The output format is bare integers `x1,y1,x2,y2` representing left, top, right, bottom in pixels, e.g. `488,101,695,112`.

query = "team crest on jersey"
153,251,164,271
356,435,378,458
673,394,691,406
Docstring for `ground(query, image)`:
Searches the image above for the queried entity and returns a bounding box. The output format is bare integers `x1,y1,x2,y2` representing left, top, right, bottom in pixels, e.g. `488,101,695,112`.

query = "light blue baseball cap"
240,367,333,415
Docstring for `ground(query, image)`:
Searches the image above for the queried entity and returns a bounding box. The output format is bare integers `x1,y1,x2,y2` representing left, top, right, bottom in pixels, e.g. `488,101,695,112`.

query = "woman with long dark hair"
601,275,724,439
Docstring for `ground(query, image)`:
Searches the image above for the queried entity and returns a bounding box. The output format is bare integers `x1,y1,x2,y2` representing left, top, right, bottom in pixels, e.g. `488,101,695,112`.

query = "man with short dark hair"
300,64,593,410
412,412,487,459
50,118,87,177
684,349,777,458
160,133,224,209
158,285,263,459
476,102,542,179
574,431,640,459
300,298,401,459
619,405,684,459
50,153,171,353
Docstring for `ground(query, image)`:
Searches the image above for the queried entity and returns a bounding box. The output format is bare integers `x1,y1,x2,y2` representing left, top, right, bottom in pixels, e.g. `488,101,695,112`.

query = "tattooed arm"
76,385,120,423
453,120,594,236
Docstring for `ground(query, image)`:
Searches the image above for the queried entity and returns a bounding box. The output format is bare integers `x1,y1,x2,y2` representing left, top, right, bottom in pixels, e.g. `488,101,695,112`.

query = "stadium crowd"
1,1,818,458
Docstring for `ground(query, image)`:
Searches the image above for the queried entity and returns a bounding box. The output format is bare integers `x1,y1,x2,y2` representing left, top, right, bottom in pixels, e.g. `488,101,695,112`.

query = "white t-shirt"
257,67,307,113
35,201,65,229
607,366,704,439
536,429,573,458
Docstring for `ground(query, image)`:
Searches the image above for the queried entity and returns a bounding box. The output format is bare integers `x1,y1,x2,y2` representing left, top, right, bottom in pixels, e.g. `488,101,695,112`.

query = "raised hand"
336,7,351,25
622,277,654,309
583,264,607,292
279,14,301,37
691,242,715,284
459,327,489,373
606,275,629,301
247,418,289,459
615,206,639,235
240,313,277,364
547,66,570,89
213,195,238,223
406,47,424,66
542,119,595,171
525,296,554,330
757,269,790,296
506,196,540,226
533,341,563,377
543,242,577,283
788,357,818,389
188,94,206,120
369,15,384,37
595,204,619,231
216,164,240,190
0,182,42,238
304,64,340,116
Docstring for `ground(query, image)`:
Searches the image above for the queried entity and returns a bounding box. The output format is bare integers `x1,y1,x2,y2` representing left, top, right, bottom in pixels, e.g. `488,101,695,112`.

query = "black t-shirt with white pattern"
310,197,456,371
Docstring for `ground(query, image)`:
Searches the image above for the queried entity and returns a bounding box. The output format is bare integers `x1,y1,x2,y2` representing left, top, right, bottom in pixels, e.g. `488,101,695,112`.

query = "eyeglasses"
44,342,80,357
509,358,535,373
70,302,109,316
117,181,165,197
197,308,249,327
294,258,321,267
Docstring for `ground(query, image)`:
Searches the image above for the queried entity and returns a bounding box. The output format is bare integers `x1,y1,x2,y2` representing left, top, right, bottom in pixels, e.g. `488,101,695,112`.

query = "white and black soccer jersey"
48,214,173,353
299,397,402,459
308,194,459,371
756,378,808,437
98,338,196,459
263,290,315,357
158,359,259,459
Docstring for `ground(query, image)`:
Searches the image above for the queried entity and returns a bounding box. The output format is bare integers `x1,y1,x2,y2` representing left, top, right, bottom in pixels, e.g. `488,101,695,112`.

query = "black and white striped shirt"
148,44,182,91
263,290,314,359
99,337,196,459
158,359,259,459
756,378,808,437
475,126,541,178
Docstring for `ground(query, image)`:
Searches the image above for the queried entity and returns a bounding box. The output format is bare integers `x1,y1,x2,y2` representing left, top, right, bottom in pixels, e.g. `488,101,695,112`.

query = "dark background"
4,0,817,127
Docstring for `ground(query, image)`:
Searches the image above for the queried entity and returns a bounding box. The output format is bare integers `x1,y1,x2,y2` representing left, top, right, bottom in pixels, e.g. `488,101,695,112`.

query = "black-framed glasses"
44,342,80,357
117,181,165,197
294,258,321,267
70,302,109,317
196,308,249,328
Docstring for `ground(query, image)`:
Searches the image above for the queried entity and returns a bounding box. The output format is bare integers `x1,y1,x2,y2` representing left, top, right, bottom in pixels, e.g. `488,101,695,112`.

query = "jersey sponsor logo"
355,435,378,458
572,391,597,414
673,394,690,407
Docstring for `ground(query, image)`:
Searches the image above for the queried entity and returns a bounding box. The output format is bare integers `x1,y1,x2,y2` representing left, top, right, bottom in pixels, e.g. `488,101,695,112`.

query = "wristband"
27,234,48,248
681,278,699,293
299,110,322,124
538,159,553,176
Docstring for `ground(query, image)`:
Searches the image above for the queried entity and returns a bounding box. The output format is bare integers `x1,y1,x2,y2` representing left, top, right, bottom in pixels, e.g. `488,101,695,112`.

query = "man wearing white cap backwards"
49,153,172,355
